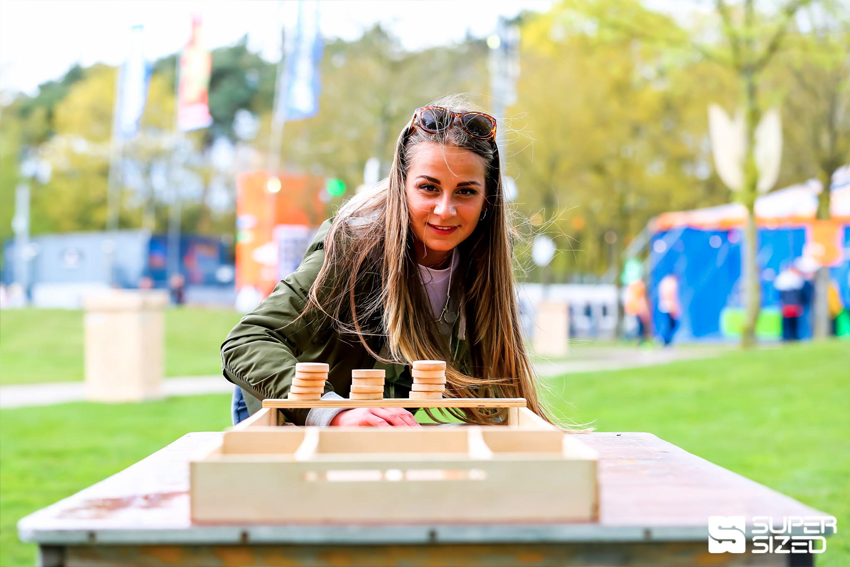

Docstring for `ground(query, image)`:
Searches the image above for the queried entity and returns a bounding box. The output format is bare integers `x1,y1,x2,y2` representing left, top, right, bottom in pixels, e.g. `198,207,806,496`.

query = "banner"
805,220,844,268
235,171,327,301
116,25,151,140
274,0,323,122
177,15,213,132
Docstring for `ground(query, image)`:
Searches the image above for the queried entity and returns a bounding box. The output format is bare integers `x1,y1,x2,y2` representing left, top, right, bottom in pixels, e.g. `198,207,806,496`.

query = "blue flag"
116,25,151,140
275,0,323,122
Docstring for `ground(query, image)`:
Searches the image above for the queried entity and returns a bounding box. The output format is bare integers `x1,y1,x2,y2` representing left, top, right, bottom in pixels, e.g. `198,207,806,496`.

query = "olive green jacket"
221,219,470,425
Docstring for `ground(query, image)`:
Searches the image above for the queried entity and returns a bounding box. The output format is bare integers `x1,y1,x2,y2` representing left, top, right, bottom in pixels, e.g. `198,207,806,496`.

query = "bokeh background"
0,1,848,565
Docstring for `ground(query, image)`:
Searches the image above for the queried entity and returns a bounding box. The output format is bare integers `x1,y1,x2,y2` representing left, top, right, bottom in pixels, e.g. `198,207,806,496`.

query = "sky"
0,0,557,96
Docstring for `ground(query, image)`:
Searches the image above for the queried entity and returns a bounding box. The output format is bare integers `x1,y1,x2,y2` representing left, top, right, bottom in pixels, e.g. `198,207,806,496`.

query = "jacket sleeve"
220,223,334,425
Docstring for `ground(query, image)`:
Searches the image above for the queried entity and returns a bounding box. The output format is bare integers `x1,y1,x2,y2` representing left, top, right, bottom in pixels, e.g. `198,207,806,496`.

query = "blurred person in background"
169,273,185,306
222,96,553,428
624,278,650,344
657,274,680,346
775,262,810,341
827,279,844,336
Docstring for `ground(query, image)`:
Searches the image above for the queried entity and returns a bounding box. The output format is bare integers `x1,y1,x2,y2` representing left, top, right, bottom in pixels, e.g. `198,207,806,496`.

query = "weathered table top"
18,432,831,547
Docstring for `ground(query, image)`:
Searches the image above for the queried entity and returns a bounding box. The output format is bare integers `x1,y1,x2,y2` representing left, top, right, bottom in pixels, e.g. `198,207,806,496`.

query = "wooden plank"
18,432,835,548
262,398,528,409
191,457,597,523
222,429,306,455
313,428,470,455
480,429,565,454
511,406,556,430
466,428,494,460
293,428,320,461
230,406,273,431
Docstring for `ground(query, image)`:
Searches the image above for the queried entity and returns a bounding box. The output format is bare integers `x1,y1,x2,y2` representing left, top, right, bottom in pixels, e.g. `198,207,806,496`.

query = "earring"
479,209,488,221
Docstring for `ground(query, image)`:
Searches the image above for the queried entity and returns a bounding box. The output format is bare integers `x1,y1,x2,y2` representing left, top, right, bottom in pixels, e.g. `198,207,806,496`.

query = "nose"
433,192,456,218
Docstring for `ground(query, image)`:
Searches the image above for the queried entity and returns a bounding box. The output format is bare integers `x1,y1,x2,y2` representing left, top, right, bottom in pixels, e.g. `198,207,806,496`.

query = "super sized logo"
708,516,746,553
708,516,837,554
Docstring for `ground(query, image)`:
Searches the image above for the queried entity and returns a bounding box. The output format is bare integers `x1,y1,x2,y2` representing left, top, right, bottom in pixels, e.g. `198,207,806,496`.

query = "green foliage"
208,35,266,142
0,308,243,385
15,64,84,144
0,3,847,282
512,0,736,277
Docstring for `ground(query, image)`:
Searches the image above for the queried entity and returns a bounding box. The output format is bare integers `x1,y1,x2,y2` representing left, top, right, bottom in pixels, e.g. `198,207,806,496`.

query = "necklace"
435,249,455,323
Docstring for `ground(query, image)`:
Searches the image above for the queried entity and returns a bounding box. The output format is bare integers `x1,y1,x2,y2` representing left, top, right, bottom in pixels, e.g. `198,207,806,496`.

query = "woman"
222,96,550,427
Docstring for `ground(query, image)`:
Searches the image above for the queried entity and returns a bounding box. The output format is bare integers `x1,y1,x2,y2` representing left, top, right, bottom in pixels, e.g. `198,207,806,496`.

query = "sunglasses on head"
408,106,497,140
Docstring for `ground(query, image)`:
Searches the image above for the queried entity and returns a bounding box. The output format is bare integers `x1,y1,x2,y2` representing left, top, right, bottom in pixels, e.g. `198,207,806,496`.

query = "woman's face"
405,141,487,266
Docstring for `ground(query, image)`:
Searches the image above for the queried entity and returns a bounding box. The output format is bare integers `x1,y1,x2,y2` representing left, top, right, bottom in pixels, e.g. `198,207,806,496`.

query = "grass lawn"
0,394,232,567
0,308,243,385
0,340,847,566
543,339,850,567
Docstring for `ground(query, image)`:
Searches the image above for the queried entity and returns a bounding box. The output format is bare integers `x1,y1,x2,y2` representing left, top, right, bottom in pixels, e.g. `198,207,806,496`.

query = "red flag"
177,15,212,131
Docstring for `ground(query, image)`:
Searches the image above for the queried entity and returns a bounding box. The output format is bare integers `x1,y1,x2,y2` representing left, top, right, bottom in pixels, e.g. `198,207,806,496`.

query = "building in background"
1,230,233,308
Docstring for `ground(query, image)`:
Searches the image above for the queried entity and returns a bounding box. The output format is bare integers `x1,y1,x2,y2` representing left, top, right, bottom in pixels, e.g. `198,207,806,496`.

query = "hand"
330,407,421,427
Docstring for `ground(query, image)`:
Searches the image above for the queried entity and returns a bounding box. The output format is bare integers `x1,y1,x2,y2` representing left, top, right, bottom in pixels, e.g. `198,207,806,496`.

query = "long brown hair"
304,95,551,424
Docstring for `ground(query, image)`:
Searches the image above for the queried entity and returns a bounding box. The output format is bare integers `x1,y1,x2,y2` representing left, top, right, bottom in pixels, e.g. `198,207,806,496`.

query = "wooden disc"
295,362,329,373
411,383,445,392
412,377,446,385
350,385,384,394
290,385,325,394
292,378,326,387
409,391,443,400
351,377,385,386
349,392,383,400
351,369,386,378
411,370,446,380
293,372,327,381
287,392,322,400
411,360,446,371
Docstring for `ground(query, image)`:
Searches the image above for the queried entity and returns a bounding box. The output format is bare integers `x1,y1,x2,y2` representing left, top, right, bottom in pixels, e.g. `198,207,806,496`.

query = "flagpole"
104,56,125,287
167,45,184,288
266,0,296,186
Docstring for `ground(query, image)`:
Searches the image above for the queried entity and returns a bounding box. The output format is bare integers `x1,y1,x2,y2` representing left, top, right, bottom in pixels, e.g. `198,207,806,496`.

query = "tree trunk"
812,167,836,339
741,208,761,348
740,33,761,349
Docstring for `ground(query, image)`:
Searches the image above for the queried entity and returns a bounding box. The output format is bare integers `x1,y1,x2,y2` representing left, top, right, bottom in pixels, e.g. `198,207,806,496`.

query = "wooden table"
18,432,833,567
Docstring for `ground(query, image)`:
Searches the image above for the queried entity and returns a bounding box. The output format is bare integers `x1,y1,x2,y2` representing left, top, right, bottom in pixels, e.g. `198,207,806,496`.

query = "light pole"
487,16,520,161
13,148,50,304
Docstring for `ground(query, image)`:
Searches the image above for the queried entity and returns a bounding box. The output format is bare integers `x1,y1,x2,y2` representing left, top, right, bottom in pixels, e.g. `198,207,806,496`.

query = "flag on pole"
177,15,213,132
274,0,323,123
116,25,151,140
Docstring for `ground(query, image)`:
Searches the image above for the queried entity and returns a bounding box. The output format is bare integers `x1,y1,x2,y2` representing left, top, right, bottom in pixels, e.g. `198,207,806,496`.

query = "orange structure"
236,171,326,299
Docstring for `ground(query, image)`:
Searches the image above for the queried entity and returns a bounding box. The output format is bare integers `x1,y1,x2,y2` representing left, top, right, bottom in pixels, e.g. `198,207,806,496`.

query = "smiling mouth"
427,223,459,234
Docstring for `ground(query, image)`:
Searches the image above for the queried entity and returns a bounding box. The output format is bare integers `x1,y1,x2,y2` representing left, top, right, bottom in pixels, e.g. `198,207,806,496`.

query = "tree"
512,0,735,285
568,0,814,345
256,25,490,208
711,0,813,347
778,0,850,338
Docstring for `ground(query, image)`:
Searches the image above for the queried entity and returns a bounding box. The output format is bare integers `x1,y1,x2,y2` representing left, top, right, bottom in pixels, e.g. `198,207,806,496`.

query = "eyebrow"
417,175,481,188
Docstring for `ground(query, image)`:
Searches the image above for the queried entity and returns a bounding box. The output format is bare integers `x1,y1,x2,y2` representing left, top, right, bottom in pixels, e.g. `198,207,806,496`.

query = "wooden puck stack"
349,369,385,400
410,360,446,400
288,362,329,400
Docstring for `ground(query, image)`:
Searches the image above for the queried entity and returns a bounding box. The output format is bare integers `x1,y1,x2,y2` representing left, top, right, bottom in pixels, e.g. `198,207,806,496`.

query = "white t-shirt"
418,253,459,320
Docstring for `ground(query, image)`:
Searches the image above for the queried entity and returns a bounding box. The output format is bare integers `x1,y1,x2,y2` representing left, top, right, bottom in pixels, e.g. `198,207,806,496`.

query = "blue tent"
648,168,850,342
